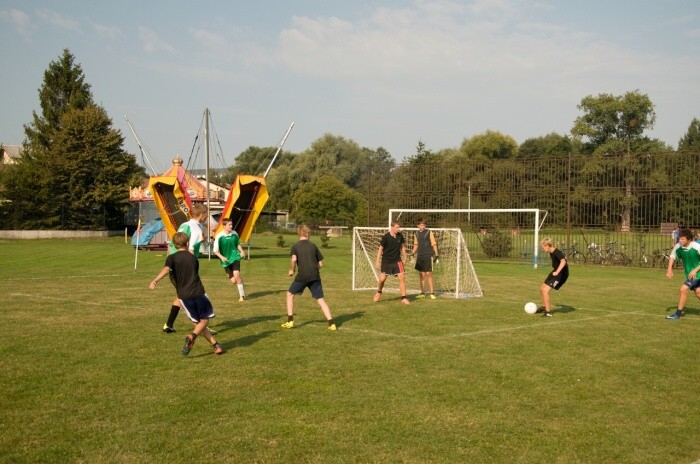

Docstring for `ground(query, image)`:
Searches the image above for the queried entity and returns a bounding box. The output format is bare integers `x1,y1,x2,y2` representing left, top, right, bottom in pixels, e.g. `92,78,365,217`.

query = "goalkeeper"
411,219,439,299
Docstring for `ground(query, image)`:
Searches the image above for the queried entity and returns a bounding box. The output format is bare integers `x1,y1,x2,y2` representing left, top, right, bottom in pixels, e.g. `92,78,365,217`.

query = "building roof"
1,145,23,164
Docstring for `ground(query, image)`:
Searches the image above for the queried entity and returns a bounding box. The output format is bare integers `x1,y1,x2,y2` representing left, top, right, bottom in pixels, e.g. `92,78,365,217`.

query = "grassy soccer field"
0,235,698,464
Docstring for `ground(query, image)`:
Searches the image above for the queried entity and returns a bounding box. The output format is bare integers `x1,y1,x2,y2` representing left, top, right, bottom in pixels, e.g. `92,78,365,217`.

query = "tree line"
1,50,698,230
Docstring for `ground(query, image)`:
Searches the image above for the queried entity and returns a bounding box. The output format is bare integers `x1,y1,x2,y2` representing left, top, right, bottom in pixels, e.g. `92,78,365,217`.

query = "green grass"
1,235,698,463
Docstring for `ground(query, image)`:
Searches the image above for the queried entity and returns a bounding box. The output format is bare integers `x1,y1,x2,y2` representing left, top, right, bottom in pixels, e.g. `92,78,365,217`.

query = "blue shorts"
684,278,700,290
288,280,324,299
179,294,215,323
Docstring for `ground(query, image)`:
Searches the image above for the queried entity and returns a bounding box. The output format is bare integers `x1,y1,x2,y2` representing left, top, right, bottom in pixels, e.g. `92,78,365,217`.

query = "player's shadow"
291,311,365,329
334,311,365,327
213,315,279,333
556,304,576,314
682,307,699,316
225,330,276,350
245,289,288,299
246,252,293,259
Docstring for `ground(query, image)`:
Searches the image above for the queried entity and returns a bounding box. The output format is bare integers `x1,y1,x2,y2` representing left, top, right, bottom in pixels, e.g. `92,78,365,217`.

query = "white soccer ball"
524,302,538,314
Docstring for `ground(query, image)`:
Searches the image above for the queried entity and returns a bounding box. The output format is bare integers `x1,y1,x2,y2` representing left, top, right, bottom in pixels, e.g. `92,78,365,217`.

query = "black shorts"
414,256,433,273
544,272,568,290
225,260,241,273
288,279,324,299
180,294,215,322
381,260,405,276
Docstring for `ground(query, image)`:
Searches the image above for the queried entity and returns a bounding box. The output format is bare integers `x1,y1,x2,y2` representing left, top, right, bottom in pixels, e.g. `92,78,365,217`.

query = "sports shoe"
328,323,337,331
373,292,382,302
212,343,224,355
666,312,683,320
416,293,426,299
281,321,294,329
162,325,176,333
430,294,437,300
239,295,246,302
182,333,196,356
401,298,410,305
542,311,552,317
207,327,218,335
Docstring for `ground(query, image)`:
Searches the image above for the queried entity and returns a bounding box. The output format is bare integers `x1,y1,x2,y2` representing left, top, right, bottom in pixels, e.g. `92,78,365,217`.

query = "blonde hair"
540,237,554,248
297,224,310,238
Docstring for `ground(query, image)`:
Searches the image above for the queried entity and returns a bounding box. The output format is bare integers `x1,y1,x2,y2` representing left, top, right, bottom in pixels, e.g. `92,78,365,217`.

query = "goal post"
389,208,547,269
352,227,483,298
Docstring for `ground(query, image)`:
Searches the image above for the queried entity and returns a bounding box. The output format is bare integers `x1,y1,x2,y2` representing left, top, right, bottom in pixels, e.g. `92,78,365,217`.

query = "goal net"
353,227,483,298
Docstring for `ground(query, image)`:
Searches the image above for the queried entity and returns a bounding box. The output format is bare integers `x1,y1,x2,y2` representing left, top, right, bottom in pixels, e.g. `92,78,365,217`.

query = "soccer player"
162,204,209,333
213,218,246,301
374,221,410,305
665,228,700,320
281,225,337,331
539,238,568,317
150,232,224,356
411,219,439,299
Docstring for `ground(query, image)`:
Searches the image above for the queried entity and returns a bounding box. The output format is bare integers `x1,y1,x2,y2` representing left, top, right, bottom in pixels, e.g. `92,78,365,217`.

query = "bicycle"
638,243,652,267
558,241,586,264
586,241,630,266
604,241,631,266
652,248,681,269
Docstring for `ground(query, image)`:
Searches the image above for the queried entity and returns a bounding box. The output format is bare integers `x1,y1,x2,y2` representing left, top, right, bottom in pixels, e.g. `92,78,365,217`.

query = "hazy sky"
1,0,698,173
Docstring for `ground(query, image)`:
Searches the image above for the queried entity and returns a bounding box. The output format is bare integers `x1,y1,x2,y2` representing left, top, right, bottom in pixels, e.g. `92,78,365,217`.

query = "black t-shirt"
380,231,405,263
291,239,323,283
165,250,206,299
414,229,436,258
550,248,569,279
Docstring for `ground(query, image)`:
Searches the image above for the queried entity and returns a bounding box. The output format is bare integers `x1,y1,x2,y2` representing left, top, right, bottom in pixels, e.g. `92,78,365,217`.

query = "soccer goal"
389,208,547,268
352,227,483,298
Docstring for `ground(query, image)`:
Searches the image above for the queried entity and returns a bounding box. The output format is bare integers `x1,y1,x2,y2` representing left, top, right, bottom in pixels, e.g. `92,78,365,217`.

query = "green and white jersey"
213,230,241,267
671,241,700,278
168,219,204,257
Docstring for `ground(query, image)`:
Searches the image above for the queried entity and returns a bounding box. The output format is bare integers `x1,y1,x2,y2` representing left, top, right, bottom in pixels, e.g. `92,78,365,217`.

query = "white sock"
237,284,245,297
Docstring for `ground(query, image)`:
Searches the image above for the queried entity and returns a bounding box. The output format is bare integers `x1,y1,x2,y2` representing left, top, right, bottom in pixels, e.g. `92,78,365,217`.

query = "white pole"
263,122,295,178
134,203,142,271
204,108,212,259
124,116,158,176
534,209,539,269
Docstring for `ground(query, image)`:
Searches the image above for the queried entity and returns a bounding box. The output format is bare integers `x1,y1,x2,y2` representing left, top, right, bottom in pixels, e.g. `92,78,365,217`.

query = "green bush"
276,234,285,248
481,228,513,258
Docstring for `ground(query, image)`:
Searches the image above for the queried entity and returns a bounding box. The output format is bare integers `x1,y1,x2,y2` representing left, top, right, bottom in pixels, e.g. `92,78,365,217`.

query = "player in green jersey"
665,229,700,320
213,218,247,301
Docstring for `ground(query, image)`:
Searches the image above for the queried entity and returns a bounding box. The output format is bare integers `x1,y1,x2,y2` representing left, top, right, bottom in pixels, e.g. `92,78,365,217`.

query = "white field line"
10,293,696,341
339,311,638,340
3,274,121,281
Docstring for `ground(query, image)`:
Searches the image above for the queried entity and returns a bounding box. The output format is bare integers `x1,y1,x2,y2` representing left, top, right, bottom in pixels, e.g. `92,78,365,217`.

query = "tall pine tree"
0,49,140,229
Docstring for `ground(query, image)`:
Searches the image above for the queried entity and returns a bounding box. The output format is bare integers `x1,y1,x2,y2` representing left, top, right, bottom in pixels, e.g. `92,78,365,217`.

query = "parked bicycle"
558,241,586,264
586,240,631,266
652,248,681,269
638,242,652,267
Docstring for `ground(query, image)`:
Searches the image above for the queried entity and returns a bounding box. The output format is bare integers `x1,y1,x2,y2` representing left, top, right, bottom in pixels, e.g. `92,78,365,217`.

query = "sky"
1,0,699,173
